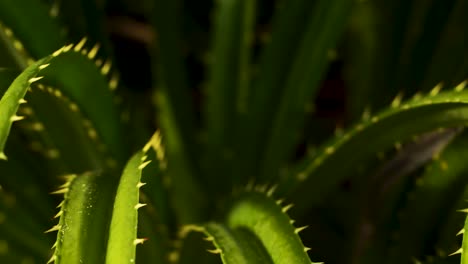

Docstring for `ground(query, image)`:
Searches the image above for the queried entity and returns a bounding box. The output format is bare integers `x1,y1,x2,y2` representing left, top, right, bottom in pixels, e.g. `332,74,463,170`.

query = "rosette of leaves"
0,0,467,264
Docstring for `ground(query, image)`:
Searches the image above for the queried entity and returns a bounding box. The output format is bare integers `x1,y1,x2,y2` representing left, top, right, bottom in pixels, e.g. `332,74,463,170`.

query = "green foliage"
0,0,467,263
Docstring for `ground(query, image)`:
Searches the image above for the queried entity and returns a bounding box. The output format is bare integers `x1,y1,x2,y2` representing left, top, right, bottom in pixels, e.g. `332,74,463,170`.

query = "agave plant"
0,0,467,263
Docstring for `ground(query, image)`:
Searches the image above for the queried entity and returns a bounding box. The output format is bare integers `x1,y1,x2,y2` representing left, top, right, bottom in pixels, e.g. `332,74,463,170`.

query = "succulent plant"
0,0,467,263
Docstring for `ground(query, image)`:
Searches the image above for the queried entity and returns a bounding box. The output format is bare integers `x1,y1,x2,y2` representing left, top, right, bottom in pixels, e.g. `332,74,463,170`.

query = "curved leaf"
174,189,317,264
226,191,317,264
285,82,468,214
177,223,272,264
0,57,47,159
0,42,124,164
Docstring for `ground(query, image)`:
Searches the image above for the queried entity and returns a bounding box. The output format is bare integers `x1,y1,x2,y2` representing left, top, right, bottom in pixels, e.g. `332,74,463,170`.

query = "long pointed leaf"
49,172,116,263
203,0,256,191
286,82,468,215
152,0,206,223
106,150,151,264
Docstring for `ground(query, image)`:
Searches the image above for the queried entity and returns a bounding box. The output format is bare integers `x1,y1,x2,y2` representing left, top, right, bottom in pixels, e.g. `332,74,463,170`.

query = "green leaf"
258,0,354,181
155,90,207,224
38,50,125,163
177,223,272,264
205,223,272,264
105,150,149,264
226,191,316,264
50,172,117,264
176,191,316,263
236,0,354,182
0,57,47,159
0,42,124,166
461,212,468,263
23,85,107,173
203,0,256,191
0,67,55,221
152,0,207,223
233,0,316,183
285,82,468,215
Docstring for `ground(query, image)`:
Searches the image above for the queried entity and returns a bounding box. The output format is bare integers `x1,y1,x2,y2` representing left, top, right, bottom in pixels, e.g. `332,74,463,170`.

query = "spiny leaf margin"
0,39,122,162
287,81,468,213
226,188,319,264
105,147,153,263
